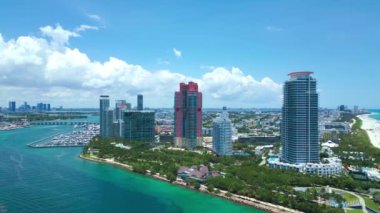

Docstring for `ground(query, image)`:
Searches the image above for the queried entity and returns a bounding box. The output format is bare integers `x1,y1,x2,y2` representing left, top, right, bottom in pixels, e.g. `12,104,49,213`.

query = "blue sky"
0,0,379,108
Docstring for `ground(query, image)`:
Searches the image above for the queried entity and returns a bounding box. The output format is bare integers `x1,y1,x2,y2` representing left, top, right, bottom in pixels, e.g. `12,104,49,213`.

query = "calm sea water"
369,109,380,120
0,117,261,213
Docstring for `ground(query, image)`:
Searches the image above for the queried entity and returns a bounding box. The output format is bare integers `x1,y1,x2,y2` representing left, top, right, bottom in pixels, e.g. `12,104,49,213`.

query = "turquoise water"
369,109,380,120
0,118,261,213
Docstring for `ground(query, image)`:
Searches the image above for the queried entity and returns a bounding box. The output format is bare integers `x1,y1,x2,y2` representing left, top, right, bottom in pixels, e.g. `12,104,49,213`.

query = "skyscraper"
212,107,232,156
126,103,132,110
174,82,202,149
8,101,16,112
105,109,115,137
123,111,155,143
99,95,110,137
113,119,124,138
137,94,143,110
37,103,43,112
115,100,127,120
281,71,320,164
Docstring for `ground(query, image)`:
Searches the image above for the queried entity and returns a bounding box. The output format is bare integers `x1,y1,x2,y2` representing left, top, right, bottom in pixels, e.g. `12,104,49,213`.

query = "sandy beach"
357,113,380,149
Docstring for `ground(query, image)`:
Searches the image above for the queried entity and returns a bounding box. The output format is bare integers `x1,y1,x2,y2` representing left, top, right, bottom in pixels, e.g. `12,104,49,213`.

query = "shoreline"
357,113,380,149
79,154,300,213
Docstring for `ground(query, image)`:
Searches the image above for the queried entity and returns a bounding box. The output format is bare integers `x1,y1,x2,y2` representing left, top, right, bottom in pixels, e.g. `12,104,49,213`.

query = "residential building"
281,71,320,164
8,101,16,112
115,100,127,120
37,103,43,112
105,109,115,137
174,82,202,149
99,95,110,137
212,107,232,156
268,156,342,176
353,105,359,114
126,103,132,110
113,119,124,138
137,94,143,110
123,110,155,143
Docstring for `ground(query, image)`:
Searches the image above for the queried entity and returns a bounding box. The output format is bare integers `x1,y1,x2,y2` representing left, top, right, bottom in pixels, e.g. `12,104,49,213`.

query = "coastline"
357,113,380,149
79,154,300,213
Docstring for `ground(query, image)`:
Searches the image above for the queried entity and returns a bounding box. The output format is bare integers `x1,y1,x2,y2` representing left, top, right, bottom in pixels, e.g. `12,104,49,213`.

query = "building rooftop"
288,71,314,77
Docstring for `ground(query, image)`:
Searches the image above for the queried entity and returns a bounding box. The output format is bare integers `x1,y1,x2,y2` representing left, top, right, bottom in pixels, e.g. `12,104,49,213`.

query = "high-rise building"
47,104,51,111
174,82,202,149
212,107,232,156
105,109,115,137
123,111,155,142
281,71,320,164
353,105,359,115
8,101,16,112
137,94,143,110
99,95,110,137
126,103,132,110
115,100,127,120
113,119,124,138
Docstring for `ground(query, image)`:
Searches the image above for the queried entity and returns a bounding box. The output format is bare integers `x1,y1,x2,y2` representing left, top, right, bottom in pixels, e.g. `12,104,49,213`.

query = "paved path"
331,187,368,213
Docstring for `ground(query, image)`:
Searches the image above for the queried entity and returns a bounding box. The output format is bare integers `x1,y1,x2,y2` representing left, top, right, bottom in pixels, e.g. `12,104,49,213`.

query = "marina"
28,124,99,148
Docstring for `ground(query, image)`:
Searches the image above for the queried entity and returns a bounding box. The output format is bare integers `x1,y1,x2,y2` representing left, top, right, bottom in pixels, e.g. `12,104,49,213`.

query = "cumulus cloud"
173,48,182,58
0,25,282,108
40,25,79,46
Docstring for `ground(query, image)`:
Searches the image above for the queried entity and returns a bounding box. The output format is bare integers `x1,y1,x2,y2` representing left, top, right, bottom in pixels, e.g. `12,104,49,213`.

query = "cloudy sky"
0,0,379,109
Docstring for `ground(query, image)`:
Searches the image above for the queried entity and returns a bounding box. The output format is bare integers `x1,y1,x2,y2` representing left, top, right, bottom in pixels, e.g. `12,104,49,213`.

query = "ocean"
0,117,260,213
370,109,380,120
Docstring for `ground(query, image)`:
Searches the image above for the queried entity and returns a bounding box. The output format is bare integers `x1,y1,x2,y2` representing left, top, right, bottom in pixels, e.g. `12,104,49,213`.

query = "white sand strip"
357,113,380,149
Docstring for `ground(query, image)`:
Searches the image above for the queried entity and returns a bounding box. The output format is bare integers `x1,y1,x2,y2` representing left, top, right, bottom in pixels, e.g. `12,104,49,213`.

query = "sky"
0,0,379,109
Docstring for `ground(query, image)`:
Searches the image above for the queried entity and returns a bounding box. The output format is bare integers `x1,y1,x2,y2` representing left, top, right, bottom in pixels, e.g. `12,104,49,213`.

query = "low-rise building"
268,156,342,176
177,165,209,182
320,122,351,135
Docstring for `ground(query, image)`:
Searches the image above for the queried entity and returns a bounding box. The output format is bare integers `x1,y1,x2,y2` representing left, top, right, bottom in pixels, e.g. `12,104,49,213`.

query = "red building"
174,82,202,148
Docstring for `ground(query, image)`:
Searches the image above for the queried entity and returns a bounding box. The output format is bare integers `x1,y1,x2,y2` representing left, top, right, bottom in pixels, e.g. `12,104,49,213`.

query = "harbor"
28,124,99,148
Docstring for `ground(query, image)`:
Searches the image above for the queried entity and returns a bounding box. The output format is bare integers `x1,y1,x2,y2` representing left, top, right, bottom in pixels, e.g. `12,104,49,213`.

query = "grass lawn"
342,193,360,205
363,196,380,212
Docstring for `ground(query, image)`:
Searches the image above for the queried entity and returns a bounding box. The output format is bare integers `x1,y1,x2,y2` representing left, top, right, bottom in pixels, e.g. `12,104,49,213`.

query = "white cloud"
0,25,282,108
87,14,106,27
75,25,99,32
40,24,79,46
173,48,182,58
87,14,102,21
266,26,283,32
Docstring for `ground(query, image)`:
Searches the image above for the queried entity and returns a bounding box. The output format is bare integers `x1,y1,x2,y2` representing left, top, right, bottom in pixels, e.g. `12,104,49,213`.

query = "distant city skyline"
0,1,379,108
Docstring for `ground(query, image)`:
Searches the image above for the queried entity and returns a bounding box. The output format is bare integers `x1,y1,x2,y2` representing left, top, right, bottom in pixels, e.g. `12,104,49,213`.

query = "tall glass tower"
212,107,232,156
174,82,202,149
281,71,320,164
137,94,143,110
99,95,110,137
123,111,155,143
